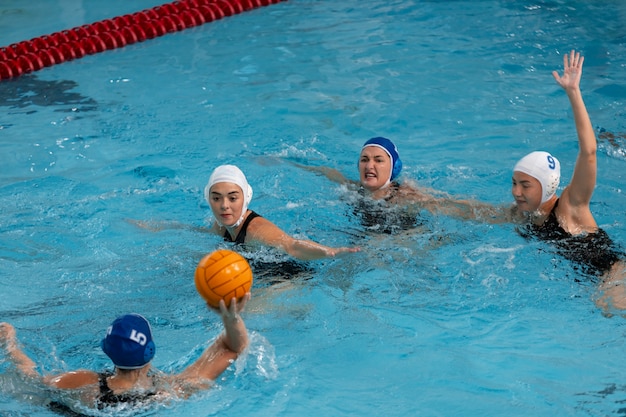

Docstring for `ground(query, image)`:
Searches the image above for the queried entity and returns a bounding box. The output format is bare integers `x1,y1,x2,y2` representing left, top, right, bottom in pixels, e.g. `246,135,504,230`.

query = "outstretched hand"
330,246,361,257
217,292,251,318
217,293,250,355
0,322,39,378
0,322,16,346
552,49,583,91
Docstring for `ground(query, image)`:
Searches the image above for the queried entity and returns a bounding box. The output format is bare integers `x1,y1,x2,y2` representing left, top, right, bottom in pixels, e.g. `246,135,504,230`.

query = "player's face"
359,146,392,192
209,182,245,227
511,171,542,212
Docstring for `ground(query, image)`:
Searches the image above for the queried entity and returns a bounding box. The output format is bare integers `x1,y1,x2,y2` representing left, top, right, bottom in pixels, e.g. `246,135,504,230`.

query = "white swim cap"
513,151,560,203
205,165,254,228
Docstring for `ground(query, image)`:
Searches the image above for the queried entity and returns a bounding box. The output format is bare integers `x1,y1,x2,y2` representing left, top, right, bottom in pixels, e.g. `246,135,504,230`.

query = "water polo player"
508,51,623,284
0,294,250,413
293,137,495,234
205,164,360,260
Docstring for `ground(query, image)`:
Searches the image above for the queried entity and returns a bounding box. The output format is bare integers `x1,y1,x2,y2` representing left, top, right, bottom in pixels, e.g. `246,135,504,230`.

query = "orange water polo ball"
194,249,253,308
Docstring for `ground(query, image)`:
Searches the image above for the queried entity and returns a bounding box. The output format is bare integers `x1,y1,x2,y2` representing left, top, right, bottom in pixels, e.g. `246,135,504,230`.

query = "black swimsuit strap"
357,182,400,200
542,198,563,232
98,371,114,396
96,371,157,408
532,198,622,276
223,210,261,244
384,182,400,202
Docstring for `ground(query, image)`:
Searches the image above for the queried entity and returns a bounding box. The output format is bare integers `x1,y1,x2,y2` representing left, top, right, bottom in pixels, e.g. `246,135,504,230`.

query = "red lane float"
0,0,285,80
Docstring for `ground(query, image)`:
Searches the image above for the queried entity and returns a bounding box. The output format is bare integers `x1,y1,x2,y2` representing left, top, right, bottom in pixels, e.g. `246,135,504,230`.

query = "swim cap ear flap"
143,340,156,364
244,183,253,207
513,151,561,204
391,156,402,181
361,137,403,182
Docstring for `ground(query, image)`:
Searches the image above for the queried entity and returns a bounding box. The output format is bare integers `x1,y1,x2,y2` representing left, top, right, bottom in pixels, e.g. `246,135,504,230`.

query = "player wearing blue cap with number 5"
0,293,251,413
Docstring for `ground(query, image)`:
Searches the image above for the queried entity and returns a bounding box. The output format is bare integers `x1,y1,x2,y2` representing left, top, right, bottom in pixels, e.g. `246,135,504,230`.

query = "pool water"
1,0,626,416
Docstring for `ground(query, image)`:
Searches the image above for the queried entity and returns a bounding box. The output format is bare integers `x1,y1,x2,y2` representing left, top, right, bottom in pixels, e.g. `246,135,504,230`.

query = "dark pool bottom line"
0,0,286,80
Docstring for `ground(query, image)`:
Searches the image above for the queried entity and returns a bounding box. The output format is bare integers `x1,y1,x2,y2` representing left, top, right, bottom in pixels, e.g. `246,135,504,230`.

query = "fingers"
0,323,16,344
228,297,238,314
565,50,584,69
242,292,251,305
333,247,361,257
236,292,251,312
218,299,228,315
219,293,251,315
570,50,579,68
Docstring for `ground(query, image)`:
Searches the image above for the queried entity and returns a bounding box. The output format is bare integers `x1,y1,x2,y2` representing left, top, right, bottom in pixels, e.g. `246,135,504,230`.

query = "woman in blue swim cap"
295,136,433,202
0,294,251,413
293,136,493,232
358,137,403,197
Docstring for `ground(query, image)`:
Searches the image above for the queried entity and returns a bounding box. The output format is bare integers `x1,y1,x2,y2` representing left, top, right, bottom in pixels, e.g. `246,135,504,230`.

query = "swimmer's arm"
399,185,513,223
0,323,99,390
127,219,214,234
0,323,40,379
423,198,514,223
172,295,250,394
290,162,351,185
553,50,597,208
248,217,360,260
287,239,361,260
43,370,99,389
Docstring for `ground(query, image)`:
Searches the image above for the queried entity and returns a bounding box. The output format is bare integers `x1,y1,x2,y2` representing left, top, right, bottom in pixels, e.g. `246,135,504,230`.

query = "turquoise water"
1,0,626,416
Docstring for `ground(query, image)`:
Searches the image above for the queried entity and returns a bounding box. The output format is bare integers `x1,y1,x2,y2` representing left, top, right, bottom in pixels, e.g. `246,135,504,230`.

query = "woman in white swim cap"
506,50,626,311
205,164,360,260
510,50,599,233
511,150,561,213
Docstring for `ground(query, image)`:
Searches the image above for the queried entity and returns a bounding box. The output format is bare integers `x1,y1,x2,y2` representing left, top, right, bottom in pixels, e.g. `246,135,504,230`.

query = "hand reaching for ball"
216,292,250,354
217,292,251,318
0,322,17,347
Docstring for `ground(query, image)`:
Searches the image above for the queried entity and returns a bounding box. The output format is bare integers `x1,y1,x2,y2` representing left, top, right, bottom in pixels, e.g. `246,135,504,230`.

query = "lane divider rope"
0,0,285,80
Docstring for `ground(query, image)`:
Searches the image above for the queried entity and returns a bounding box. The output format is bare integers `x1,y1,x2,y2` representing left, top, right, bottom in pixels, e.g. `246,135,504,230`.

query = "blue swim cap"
361,137,403,181
101,314,156,369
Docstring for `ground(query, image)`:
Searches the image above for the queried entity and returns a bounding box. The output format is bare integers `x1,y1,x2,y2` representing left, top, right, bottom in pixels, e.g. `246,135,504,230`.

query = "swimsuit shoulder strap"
224,211,262,244
98,371,114,397
96,371,157,408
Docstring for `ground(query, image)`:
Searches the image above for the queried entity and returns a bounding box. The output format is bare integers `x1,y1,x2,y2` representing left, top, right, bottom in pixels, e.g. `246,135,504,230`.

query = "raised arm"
0,322,99,390
247,216,360,260
173,293,250,392
0,323,39,379
552,50,597,207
